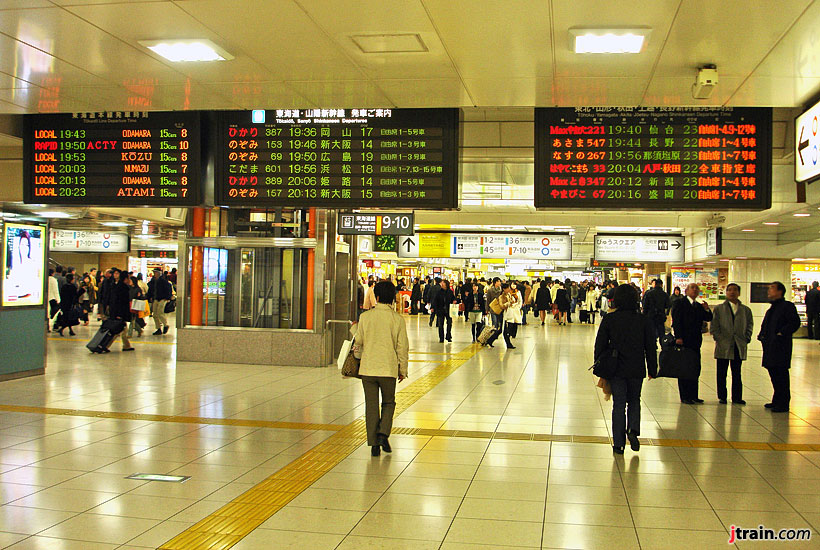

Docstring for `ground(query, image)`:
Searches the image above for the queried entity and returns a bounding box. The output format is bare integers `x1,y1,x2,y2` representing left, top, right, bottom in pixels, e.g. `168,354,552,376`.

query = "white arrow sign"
796,100,820,183
594,234,685,263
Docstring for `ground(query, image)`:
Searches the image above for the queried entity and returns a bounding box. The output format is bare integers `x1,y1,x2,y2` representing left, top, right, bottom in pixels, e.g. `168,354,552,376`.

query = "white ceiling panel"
140,83,241,110
286,80,391,108
376,78,471,107
552,77,646,106
729,76,820,107
0,0,51,8
174,0,366,81
551,0,679,78
203,81,309,109
423,0,553,80
463,78,551,107
0,34,108,88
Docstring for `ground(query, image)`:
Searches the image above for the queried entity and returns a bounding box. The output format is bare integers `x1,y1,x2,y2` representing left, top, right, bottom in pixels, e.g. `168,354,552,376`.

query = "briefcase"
658,346,700,380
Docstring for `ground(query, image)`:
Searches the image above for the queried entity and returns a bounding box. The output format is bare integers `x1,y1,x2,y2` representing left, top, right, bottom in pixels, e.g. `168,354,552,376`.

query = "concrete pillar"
728,259,792,352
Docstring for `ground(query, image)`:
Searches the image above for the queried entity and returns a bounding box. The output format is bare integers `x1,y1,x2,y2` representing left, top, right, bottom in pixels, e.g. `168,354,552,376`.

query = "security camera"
692,65,718,99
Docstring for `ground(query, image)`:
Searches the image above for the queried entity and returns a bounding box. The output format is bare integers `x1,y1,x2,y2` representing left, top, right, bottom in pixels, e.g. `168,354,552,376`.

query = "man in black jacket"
671,283,713,404
805,281,820,340
424,277,441,327
97,269,114,320
642,279,671,344
758,281,802,412
147,268,174,335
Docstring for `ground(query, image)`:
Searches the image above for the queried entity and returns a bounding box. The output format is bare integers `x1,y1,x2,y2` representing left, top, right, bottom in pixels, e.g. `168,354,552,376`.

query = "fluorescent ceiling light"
793,213,810,217
34,211,71,218
741,229,755,232
139,39,233,62
762,222,779,226
101,221,130,227
570,28,650,54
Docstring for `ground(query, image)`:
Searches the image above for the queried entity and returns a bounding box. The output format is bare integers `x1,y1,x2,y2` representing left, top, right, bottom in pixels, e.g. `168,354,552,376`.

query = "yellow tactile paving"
158,343,483,550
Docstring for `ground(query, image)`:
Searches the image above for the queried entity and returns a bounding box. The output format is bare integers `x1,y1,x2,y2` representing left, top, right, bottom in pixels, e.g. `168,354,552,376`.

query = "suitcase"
87,319,126,353
476,325,497,345
579,310,589,323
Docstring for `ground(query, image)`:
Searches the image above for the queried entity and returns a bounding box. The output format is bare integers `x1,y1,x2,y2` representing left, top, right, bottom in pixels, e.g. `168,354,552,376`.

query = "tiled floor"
0,315,819,549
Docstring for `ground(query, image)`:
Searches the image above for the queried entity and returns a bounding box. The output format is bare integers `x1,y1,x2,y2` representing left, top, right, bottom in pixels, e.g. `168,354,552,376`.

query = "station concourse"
1,2,820,550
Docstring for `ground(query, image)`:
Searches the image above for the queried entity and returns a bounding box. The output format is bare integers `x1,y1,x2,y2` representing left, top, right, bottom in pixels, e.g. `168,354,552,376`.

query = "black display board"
749,282,772,303
535,107,772,210
24,111,202,206
215,108,458,209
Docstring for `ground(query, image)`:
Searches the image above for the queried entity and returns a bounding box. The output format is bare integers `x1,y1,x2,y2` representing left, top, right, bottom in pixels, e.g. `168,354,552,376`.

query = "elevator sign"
398,233,572,260
594,234,685,263
795,100,820,183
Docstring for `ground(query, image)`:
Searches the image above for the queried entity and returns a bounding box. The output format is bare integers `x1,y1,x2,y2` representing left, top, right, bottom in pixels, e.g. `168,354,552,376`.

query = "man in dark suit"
758,281,802,412
642,279,671,344
805,281,820,340
671,283,713,404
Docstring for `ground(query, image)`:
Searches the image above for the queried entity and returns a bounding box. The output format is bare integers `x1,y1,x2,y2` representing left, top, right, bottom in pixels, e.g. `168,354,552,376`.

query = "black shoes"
692,398,704,403
733,399,746,405
377,434,392,453
771,407,789,413
153,330,163,335
371,445,380,456
681,399,695,404
764,402,774,409
122,347,135,352
506,344,516,349
163,326,169,334
627,430,640,451
719,399,728,404
446,337,452,342
612,446,624,455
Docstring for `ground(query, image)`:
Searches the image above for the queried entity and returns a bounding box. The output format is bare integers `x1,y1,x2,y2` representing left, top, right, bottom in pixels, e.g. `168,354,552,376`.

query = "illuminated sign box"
337,212,414,236
398,233,573,261
215,108,458,209
535,107,772,210
23,111,202,207
594,234,685,263
49,229,130,253
795,99,820,183
2,223,46,307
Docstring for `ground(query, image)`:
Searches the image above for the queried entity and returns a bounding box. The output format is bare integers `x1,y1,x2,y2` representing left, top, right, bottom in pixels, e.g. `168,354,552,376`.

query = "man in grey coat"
710,283,753,405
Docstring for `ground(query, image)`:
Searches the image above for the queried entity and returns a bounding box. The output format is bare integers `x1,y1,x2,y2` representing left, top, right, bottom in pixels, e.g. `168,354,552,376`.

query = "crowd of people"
47,265,177,351
356,274,808,457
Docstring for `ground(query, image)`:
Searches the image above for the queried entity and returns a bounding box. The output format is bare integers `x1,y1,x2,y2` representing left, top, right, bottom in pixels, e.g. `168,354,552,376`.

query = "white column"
728,259,792,352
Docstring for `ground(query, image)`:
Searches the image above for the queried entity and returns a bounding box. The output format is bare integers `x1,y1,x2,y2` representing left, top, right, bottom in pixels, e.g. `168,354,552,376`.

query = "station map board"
398,233,572,261
535,107,772,210
24,111,201,206
216,108,458,209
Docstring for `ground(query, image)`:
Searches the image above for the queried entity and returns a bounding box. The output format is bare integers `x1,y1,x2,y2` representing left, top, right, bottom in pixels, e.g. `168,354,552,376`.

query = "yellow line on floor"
0,405,344,432
158,343,483,550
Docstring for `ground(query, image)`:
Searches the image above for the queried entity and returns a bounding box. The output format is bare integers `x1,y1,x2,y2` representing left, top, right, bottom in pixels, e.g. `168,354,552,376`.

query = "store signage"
49,229,129,253
2,223,46,307
594,234,685,263
136,250,176,259
398,233,572,260
590,260,644,268
706,227,722,256
535,107,772,210
215,109,458,209
337,212,414,235
24,111,201,206
795,99,820,183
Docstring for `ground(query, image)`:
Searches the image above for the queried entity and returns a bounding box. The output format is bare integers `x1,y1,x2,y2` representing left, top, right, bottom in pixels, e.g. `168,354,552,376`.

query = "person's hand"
701,301,710,310
648,375,655,380
675,338,683,345
398,373,406,382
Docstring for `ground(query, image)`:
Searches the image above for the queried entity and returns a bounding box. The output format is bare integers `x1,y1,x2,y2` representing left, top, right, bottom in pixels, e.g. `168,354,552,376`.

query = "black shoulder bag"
590,347,619,379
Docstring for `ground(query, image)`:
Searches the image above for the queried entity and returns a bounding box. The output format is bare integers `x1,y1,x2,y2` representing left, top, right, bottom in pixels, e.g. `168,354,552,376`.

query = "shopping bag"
658,346,700,380
130,299,147,314
489,298,503,315
449,303,459,317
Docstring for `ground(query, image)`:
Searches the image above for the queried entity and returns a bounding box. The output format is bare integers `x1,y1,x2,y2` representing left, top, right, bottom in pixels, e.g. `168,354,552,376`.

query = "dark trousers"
808,311,820,340
652,318,666,344
716,345,743,401
410,300,418,315
437,313,452,341
503,321,518,347
610,377,643,448
766,366,790,409
361,376,396,446
677,350,701,401
490,312,502,328
428,306,436,326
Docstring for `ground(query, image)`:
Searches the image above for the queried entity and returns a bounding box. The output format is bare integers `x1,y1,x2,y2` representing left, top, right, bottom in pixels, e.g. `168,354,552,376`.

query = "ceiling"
1,0,820,113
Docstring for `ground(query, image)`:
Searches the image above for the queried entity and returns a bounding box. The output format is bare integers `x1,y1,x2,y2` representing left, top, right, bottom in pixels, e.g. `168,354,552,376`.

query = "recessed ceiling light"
34,211,71,218
351,33,428,54
762,222,779,226
101,221,130,227
139,39,233,62
741,229,755,232
570,28,650,54
794,213,811,217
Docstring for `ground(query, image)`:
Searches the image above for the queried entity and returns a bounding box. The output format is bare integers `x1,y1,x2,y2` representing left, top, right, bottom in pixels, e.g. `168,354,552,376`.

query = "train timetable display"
24,111,201,206
535,107,772,210
215,108,458,208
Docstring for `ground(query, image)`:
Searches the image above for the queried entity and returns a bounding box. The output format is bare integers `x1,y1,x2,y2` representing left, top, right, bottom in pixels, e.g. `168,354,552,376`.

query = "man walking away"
147,267,173,335
426,277,441,327
758,282,801,412
710,283,753,405
805,281,820,340
671,283,713,404
642,279,671,343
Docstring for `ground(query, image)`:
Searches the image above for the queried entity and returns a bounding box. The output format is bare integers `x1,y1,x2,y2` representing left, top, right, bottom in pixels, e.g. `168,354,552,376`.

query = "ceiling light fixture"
794,213,810,217
570,28,650,54
139,39,233,62
741,229,755,232
762,222,779,226
34,211,71,218
101,221,131,227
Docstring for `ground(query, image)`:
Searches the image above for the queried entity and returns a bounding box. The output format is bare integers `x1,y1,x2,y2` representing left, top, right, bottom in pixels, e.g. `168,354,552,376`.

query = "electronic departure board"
23,111,201,206
535,107,772,210
215,108,458,209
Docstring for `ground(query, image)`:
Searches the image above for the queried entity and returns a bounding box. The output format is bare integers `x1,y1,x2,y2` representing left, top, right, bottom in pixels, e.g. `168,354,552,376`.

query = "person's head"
124,275,134,287
540,280,547,289
768,281,786,301
813,281,819,289
612,284,639,311
685,283,700,299
571,281,577,287
104,269,112,278
435,277,441,285
112,269,121,282
49,268,54,276
67,266,75,274
171,268,177,274
493,277,501,288
653,279,663,289
439,279,447,289
153,268,162,279
55,265,63,275
725,283,740,302
472,283,478,292
673,286,681,295
137,273,143,281
83,275,91,284
65,273,74,284
373,280,396,304
368,279,375,287
90,268,97,275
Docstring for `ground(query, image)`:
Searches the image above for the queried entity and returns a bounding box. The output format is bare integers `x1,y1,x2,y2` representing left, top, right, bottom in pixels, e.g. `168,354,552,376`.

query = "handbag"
458,303,465,312
337,338,361,378
489,297,503,315
449,303,459,317
589,347,618,379
130,299,147,314
658,346,700,380
164,300,176,314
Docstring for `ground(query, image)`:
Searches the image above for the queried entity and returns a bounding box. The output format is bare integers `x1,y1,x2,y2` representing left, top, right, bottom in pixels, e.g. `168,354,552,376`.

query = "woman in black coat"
56,273,80,336
409,279,422,315
432,280,455,343
554,283,571,325
108,271,135,352
535,280,552,326
594,284,657,455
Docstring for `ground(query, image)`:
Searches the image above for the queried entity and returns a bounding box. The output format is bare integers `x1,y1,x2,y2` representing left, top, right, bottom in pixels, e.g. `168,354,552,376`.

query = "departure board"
215,108,458,209
23,111,201,206
535,107,772,210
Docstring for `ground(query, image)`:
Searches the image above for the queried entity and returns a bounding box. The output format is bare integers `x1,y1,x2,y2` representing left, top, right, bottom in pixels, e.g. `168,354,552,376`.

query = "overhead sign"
49,229,130,253
337,212,414,235
594,234,685,263
24,111,202,206
398,233,573,260
705,227,722,256
535,107,772,210
795,100,820,183
215,108,458,209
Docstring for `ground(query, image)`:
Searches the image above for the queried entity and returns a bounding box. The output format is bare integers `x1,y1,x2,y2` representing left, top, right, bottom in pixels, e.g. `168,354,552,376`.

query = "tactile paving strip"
158,344,484,550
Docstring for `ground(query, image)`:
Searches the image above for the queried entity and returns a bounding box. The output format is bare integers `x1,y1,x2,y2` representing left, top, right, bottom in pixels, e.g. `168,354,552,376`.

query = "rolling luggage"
579,310,589,323
477,325,502,346
87,319,126,354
